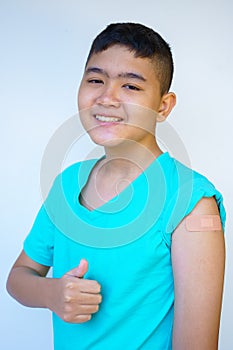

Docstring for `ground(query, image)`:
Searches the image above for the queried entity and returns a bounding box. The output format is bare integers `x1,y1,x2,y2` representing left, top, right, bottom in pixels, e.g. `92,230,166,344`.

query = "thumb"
67,259,88,278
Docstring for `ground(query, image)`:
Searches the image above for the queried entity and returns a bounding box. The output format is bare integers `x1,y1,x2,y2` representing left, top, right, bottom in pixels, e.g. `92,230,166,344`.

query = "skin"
172,198,225,349
78,45,175,153
7,45,225,348
7,255,102,323
78,44,176,209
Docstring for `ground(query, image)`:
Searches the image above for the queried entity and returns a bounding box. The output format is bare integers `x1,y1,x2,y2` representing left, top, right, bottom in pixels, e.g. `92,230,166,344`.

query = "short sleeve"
24,203,55,267
161,174,226,247
23,165,78,266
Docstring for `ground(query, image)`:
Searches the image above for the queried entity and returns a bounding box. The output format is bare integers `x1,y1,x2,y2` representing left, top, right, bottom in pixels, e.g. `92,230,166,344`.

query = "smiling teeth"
95,115,122,122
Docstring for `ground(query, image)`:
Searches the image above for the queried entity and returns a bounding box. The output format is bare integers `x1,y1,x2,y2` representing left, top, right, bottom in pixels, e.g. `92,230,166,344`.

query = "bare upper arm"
171,197,225,349
11,250,50,277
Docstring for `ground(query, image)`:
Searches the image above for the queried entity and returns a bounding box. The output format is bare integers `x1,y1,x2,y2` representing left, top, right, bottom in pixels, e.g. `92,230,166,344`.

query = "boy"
7,23,226,349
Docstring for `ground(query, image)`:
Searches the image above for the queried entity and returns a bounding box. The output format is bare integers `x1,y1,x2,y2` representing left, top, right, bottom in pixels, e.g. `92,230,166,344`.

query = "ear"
156,92,176,122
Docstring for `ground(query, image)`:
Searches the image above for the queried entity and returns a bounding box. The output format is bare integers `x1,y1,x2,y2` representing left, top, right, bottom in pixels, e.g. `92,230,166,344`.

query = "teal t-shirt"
24,152,226,350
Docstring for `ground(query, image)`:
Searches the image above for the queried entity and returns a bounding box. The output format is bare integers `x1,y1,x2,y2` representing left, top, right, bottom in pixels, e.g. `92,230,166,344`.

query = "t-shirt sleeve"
23,204,55,266
23,162,82,265
23,174,62,267
161,174,226,246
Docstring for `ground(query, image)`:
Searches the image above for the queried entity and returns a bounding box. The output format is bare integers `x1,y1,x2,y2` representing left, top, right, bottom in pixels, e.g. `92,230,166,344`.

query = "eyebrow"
85,67,146,82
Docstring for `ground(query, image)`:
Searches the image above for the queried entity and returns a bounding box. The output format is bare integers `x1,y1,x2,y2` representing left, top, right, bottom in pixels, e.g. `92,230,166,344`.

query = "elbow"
6,269,15,298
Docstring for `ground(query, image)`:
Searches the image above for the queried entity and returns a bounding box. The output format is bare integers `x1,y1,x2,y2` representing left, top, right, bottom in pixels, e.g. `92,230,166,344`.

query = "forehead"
86,45,157,80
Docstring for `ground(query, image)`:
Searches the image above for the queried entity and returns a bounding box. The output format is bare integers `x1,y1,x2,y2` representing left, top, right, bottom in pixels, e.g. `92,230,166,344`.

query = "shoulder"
161,153,210,186
160,154,220,211
43,158,98,209
159,153,226,239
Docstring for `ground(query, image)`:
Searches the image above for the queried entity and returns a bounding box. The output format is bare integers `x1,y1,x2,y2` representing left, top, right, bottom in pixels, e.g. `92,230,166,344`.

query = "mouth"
94,114,123,123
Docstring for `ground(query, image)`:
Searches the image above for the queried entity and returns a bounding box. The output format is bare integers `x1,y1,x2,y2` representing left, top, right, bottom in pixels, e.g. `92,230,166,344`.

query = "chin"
88,131,125,148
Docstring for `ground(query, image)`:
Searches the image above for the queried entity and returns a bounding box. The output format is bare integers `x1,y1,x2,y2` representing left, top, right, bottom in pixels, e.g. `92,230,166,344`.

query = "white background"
1,0,232,349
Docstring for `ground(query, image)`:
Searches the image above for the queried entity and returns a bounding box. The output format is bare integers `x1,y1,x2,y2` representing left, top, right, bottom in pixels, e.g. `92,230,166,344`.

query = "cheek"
77,86,93,111
78,108,92,132
124,103,157,129
77,90,85,111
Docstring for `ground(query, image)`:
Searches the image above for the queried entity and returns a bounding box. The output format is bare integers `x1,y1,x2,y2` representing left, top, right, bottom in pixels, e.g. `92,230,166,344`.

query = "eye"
87,79,104,84
123,84,141,91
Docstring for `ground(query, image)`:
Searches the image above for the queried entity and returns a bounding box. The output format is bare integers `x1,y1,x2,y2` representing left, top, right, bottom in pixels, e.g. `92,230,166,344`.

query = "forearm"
6,266,56,310
7,252,102,324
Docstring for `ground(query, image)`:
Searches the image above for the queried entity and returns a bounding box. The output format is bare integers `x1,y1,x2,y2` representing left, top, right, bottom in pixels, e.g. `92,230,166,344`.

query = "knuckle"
76,314,91,323
63,289,73,303
63,313,72,323
94,305,99,313
85,315,92,321
63,303,72,314
96,283,101,292
92,281,100,292
65,281,75,290
64,294,72,303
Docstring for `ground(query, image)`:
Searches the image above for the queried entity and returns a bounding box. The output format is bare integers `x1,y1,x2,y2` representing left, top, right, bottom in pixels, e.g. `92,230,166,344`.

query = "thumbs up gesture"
48,259,102,323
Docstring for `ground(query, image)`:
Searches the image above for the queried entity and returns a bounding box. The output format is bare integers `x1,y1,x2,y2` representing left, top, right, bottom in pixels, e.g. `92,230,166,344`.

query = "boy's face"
78,45,166,148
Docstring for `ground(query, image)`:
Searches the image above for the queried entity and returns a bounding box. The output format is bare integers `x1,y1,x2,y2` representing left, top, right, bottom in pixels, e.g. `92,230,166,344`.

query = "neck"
103,138,163,175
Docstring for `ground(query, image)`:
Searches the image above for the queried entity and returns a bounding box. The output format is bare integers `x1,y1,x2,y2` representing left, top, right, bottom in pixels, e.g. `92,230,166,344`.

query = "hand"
49,259,102,323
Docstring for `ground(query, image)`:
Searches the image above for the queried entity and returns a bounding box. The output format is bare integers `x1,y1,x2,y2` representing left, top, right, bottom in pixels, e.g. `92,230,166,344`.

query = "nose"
96,83,120,107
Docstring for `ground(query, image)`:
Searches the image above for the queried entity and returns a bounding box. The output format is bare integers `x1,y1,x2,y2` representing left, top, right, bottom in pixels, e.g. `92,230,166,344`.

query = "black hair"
85,22,174,95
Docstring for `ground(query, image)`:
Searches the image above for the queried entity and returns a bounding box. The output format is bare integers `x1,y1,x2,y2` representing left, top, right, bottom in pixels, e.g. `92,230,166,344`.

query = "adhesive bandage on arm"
185,215,222,232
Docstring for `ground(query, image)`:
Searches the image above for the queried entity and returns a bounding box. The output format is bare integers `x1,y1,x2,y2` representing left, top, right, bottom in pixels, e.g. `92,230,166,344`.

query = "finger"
80,293,102,305
66,292,102,305
78,279,101,294
74,259,88,278
76,304,100,314
65,259,88,279
73,314,92,323
63,275,101,294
